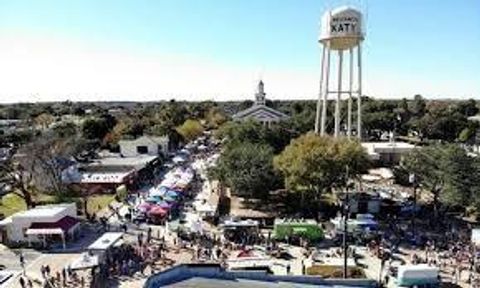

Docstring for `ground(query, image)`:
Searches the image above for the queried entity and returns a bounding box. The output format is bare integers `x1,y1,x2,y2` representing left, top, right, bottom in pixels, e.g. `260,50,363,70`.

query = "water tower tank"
319,6,364,51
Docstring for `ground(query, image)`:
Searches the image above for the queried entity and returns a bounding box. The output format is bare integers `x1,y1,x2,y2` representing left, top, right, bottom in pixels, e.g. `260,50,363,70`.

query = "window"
136,146,148,154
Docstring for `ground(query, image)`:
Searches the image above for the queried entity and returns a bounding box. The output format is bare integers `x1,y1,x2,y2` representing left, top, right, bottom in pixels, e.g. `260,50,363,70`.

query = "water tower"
314,6,364,139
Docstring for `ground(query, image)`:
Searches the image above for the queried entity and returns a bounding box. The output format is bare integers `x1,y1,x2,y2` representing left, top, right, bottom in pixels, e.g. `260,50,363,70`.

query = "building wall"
119,137,169,157
7,204,76,243
120,141,159,157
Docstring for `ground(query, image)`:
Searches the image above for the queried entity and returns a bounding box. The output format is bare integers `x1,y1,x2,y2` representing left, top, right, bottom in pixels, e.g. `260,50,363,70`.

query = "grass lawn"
0,192,116,218
86,194,116,216
306,265,366,278
0,193,27,217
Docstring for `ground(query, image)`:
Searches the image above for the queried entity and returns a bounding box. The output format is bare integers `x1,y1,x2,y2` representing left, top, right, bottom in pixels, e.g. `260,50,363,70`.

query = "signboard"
330,15,360,36
320,7,364,46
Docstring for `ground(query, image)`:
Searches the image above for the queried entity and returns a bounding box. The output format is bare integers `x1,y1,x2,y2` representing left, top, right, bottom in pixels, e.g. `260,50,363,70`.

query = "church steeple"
255,80,266,106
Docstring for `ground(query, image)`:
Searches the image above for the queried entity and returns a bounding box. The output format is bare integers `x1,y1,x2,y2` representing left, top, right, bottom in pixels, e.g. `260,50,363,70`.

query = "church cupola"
255,80,266,106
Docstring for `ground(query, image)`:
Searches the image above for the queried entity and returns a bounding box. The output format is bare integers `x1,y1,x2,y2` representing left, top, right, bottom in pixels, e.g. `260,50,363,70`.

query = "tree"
212,142,279,199
0,159,37,208
400,144,478,217
455,99,479,117
53,122,77,138
458,122,479,144
20,135,78,196
411,94,426,117
82,115,116,140
217,120,296,154
155,101,189,128
283,101,316,134
217,120,264,146
0,132,84,207
34,113,55,129
274,133,370,209
205,106,228,129
361,99,398,138
176,119,204,142
73,106,86,116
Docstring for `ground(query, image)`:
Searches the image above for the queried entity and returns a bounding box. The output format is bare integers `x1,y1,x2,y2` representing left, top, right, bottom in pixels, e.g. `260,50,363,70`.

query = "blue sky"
0,0,478,102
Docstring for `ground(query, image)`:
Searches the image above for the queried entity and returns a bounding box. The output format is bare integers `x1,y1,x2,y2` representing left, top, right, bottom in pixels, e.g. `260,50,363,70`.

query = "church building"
232,81,290,126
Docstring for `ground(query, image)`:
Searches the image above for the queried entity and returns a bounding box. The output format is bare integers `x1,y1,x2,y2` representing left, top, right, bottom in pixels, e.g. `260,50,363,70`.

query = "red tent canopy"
147,205,167,217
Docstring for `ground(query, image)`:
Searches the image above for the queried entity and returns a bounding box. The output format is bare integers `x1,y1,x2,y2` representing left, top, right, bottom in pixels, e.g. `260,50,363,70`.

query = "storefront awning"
28,216,80,234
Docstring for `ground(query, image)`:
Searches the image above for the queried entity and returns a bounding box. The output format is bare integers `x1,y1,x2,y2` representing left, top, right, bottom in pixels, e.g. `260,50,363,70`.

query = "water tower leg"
315,46,326,134
334,50,343,138
357,44,363,140
320,44,331,136
347,48,353,139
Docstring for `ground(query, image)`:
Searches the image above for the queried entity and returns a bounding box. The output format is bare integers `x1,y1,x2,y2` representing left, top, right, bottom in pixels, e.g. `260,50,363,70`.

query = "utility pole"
343,165,350,278
409,173,417,239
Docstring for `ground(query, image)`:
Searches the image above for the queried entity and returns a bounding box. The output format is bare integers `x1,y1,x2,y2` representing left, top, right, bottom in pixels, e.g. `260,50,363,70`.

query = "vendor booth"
70,252,100,271
147,206,168,224
221,219,260,244
88,232,124,261
274,219,324,242
331,214,379,234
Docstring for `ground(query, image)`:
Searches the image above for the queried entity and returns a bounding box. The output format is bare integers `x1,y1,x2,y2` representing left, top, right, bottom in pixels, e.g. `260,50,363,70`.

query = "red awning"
29,216,80,233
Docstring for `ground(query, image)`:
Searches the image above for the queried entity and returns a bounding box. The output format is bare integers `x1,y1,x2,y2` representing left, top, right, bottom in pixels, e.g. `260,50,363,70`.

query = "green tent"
274,221,324,242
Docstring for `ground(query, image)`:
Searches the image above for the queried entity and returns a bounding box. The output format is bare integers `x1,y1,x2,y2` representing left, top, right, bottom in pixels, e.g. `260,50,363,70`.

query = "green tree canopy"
81,114,116,140
217,120,296,154
53,121,77,138
212,142,279,199
274,133,370,196
455,99,479,117
176,119,204,142
400,144,480,215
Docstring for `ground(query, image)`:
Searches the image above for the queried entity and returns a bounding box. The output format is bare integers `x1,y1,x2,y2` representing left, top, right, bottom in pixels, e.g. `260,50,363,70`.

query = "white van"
396,264,439,288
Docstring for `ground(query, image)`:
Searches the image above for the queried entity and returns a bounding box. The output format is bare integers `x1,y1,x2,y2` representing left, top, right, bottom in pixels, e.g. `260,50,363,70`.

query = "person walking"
45,265,50,277
19,277,25,288
62,267,67,286
40,265,46,279
19,253,25,275
56,271,61,284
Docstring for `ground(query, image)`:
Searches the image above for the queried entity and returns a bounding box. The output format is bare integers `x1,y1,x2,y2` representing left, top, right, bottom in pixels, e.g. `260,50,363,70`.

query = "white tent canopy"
172,156,186,164
222,219,259,228
88,232,124,251
71,253,100,271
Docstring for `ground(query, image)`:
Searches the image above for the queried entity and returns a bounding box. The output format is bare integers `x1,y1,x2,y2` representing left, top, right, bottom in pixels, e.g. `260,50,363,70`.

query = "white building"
0,203,80,248
362,141,416,165
119,135,169,158
62,154,159,190
232,81,290,126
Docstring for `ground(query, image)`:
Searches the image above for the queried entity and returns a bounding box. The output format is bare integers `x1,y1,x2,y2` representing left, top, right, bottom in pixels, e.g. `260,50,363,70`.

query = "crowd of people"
363,209,480,287
18,263,86,288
